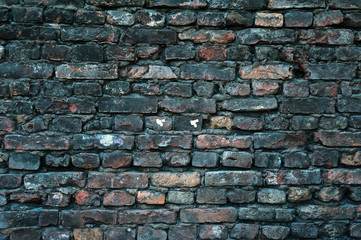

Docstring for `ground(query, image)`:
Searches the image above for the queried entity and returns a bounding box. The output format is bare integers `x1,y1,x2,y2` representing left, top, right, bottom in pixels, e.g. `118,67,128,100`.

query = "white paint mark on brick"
190,119,199,128
156,118,165,126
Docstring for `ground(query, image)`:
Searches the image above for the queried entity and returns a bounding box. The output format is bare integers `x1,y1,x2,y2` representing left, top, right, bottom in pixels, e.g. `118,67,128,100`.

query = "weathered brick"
73,229,102,240
196,135,252,149
315,132,361,147
351,224,361,237
106,46,135,61
104,81,130,95
0,63,53,79
240,64,292,79
298,205,355,220
222,97,278,112
165,45,195,60
312,150,338,167
5,135,70,150
89,0,144,6
324,169,361,184
303,63,357,80
114,115,143,132
0,25,57,40
119,209,176,224
127,65,177,80
225,82,250,96
168,11,195,25
299,29,354,45
199,45,226,61
76,10,105,25
0,210,57,229
288,187,312,202
138,227,167,240
71,153,100,169
137,135,191,150
98,96,157,113
255,151,282,168
197,188,227,204
9,152,40,170
0,174,22,189
61,27,119,42
42,228,71,240
266,170,321,185
221,151,253,168
160,98,216,113
164,152,190,167
338,98,361,113
10,193,41,203
103,191,135,206
168,225,197,240
105,227,136,240
260,226,290,240
291,223,318,238
314,10,343,26
136,9,164,27
239,207,275,221
238,28,295,44
123,29,176,44
210,116,232,130
45,192,70,207
199,225,227,239
24,172,85,189
12,6,43,22
149,0,207,8
61,210,117,227
74,191,100,206
254,132,306,149
134,152,162,167
44,8,73,24
179,29,235,43
45,154,70,167
152,172,200,187
24,0,83,6
255,12,283,27
284,11,313,27
329,0,361,9
180,208,237,223
230,0,266,9
56,64,117,79
226,11,253,26
284,151,310,168
192,151,218,167
230,223,259,239
72,134,134,150
106,10,135,26
0,101,33,114
88,172,148,189
282,98,335,114
181,63,234,81
0,117,15,132
198,12,224,26
290,116,317,130
258,189,286,204
268,0,326,9
52,116,82,132
283,80,309,97
205,171,262,186
341,152,361,166
227,189,256,203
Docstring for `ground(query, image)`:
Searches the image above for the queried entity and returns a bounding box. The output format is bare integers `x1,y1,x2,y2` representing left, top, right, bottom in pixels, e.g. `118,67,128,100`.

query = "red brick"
299,29,354,45
10,193,41,203
118,209,176,224
103,191,135,206
45,192,70,207
199,45,226,61
240,64,292,79
324,169,361,185
88,172,148,189
106,46,135,61
74,191,100,206
252,80,279,95
137,190,165,204
180,207,237,223
195,135,252,149
266,170,321,185
179,29,235,43
254,132,306,149
168,11,195,25
102,151,132,168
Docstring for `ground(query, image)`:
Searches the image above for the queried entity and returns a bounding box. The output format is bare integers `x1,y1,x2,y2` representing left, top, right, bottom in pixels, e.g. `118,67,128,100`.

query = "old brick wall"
0,0,361,239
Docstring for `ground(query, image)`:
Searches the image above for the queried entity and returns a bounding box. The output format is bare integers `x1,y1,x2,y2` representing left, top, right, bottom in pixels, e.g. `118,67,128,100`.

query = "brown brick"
315,132,361,147
137,190,165,204
74,229,103,240
199,45,226,61
88,172,148,189
324,169,361,185
240,64,292,79
255,12,283,27
195,135,252,149
151,172,200,187
103,191,135,206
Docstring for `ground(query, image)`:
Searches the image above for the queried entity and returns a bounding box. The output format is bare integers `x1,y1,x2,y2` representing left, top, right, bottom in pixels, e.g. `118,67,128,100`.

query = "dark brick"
199,225,227,239
9,152,40,170
42,44,72,61
222,97,278,112
181,63,235,81
281,98,335,114
0,174,22,189
284,11,313,27
105,227,136,240
114,115,143,131
338,98,361,113
76,10,105,24
0,25,57,40
45,192,70,207
192,151,218,167
319,116,347,130
37,98,95,114
310,82,338,97
165,45,195,60
227,46,252,60
205,171,262,186
179,29,235,43
145,116,172,131
309,46,336,60
199,45,226,61
168,225,197,240
164,82,192,97
88,0,144,6
12,6,42,22
224,82,250,96
119,209,176,224
196,135,252,149
299,29,354,45
329,0,361,9
315,132,361,147
351,115,361,128
44,8,73,23
45,154,69,167
5,135,69,150
136,10,165,27
123,29,176,44
268,0,326,9
255,151,282,168
0,63,52,79
194,81,215,97
180,207,237,223
136,46,160,59
24,172,85,189
197,188,227,204
137,135,192,150
283,80,309,98
42,228,71,240
72,45,104,62
0,101,33,114
51,116,82,133
56,64,117,79
72,134,134,150
106,46,135,61
10,82,39,96
314,10,344,26
10,229,41,240
291,223,318,238
132,83,161,96
260,226,290,240
164,152,190,167
238,28,295,44
61,27,119,42
134,152,162,167
174,116,202,131
230,223,259,239
227,189,256,203
99,96,157,113
288,187,312,202
284,151,310,168
24,0,84,6
221,151,253,168
344,13,361,27
0,117,14,132
7,43,40,61
168,11,195,25
298,205,355,220
266,170,321,185
104,81,130,96
324,169,361,184
198,12,224,26
226,11,253,26
137,226,167,240
304,63,357,80
160,98,216,113
0,210,57,229
149,0,207,8
73,82,102,97
312,150,339,167
102,151,132,168
230,0,266,9
290,116,317,130
255,46,280,61
61,210,117,227
349,187,361,201
0,9,9,22
88,172,147,189
71,153,100,169
107,11,134,26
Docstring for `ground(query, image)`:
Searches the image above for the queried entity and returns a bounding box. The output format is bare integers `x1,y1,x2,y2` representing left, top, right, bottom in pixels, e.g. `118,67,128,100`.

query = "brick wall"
0,0,361,239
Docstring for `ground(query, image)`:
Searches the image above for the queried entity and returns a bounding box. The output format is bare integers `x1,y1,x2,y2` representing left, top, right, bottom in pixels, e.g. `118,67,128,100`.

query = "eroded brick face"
0,0,360,239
